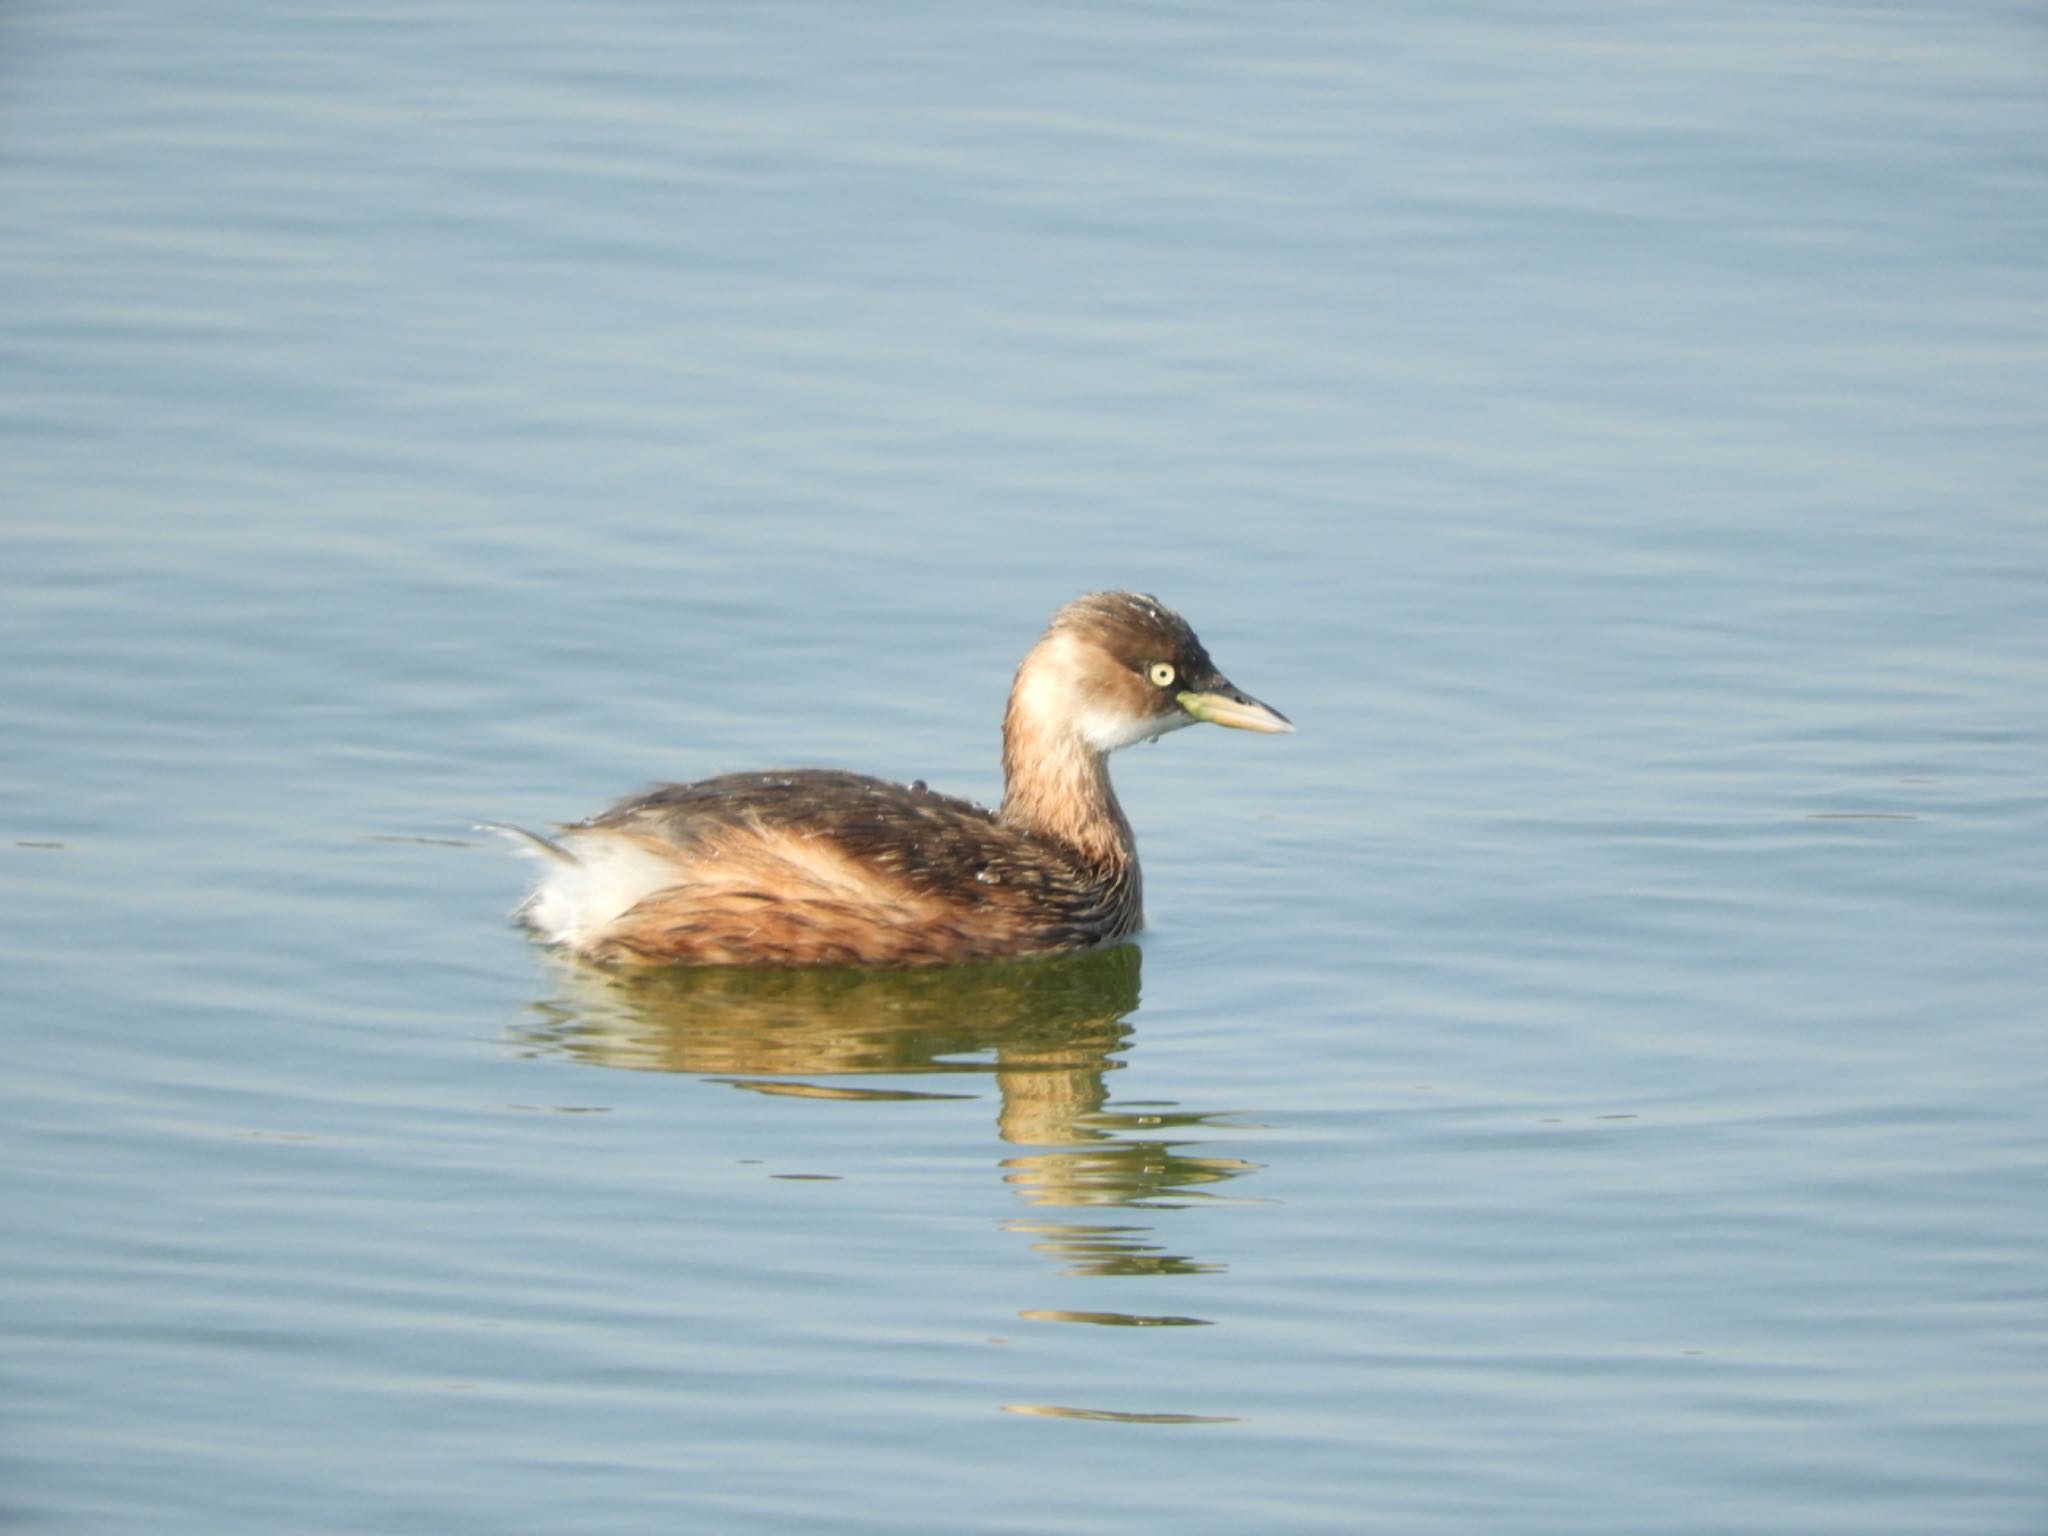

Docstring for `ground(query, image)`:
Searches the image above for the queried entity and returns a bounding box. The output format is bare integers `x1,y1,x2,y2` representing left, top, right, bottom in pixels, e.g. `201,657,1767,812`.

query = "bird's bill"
1177,682,1294,734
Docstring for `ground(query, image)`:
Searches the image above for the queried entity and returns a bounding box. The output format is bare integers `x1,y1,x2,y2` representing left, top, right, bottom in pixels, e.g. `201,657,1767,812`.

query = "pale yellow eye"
1148,662,1177,688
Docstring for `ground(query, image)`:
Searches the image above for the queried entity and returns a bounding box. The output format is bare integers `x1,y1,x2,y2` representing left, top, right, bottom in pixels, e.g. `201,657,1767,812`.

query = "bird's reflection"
513,943,1260,1276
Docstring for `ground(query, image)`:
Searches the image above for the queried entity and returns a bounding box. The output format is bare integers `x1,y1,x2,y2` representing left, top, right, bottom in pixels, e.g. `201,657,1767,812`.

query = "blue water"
5,2,2046,1532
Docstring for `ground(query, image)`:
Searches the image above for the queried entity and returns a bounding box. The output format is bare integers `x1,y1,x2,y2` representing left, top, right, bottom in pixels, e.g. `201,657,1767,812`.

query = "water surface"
4,2,2046,1532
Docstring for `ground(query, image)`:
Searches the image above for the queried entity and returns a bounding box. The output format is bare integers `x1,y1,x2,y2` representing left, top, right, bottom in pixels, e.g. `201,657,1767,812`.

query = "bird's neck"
998,704,1135,872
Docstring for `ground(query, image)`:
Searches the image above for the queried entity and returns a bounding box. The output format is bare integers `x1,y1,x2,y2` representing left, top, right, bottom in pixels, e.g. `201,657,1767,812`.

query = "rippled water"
5,2,2046,1532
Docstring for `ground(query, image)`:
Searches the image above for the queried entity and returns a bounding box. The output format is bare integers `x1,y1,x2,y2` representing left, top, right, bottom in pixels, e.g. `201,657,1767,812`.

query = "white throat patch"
1077,700,1190,753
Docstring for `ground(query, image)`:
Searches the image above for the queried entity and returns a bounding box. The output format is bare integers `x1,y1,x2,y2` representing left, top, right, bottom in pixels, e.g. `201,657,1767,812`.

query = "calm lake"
4,2,2046,1532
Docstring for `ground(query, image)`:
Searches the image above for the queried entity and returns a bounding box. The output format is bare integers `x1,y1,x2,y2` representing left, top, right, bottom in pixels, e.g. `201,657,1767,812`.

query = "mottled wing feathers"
591,772,990,866
567,770,1137,965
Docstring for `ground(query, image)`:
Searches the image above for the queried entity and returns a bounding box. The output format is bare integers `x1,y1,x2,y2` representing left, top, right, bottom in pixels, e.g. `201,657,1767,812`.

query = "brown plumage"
500,591,1291,967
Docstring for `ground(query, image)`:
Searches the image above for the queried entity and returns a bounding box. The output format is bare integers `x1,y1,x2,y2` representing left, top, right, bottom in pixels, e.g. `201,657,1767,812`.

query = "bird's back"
522,769,1138,966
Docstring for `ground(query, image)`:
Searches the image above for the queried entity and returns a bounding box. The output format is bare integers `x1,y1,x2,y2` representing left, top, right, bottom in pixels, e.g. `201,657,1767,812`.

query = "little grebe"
501,591,1290,967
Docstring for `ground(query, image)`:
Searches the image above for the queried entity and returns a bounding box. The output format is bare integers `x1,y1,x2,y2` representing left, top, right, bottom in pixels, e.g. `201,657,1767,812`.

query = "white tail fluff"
481,822,684,951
